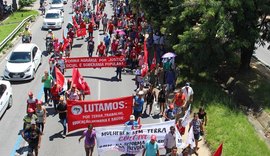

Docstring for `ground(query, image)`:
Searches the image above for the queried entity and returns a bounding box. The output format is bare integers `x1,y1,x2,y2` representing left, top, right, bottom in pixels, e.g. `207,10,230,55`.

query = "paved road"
254,43,270,67
0,1,211,156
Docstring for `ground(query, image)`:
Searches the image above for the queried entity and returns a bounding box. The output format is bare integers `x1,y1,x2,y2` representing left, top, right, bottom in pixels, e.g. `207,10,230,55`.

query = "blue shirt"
134,96,144,112
145,140,159,156
125,120,138,126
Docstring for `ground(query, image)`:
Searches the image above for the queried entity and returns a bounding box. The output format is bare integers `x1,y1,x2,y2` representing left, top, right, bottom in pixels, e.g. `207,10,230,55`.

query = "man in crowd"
164,126,176,154
133,91,144,120
142,135,160,156
65,84,81,101
57,96,67,138
96,41,106,56
181,82,194,111
26,91,38,113
172,89,186,119
41,71,53,106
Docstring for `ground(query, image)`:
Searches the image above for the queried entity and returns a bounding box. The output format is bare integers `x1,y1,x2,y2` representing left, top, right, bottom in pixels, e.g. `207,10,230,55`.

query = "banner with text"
67,96,133,132
65,56,126,69
95,120,183,154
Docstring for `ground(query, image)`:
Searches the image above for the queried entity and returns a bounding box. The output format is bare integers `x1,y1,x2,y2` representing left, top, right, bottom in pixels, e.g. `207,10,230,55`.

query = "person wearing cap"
65,84,81,100
181,82,194,111
125,115,138,126
46,29,55,40
26,91,38,113
133,91,144,120
35,100,46,132
172,89,186,119
164,104,176,122
50,83,63,111
41,71,53,106
79,124,96,156
142,134,160,156
176,118,185,136
21,120,43,156
164,126,176,154
57,96,67,137
57,52,66,74
87,36,95,57
23,108,38,130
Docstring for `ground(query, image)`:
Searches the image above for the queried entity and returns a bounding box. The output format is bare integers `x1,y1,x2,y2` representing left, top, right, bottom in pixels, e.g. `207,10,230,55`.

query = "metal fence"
0,15,33,50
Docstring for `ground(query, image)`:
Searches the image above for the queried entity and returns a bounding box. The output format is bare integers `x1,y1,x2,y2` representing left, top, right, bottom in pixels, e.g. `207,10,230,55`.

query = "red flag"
141,63,148,77
62,30,69,51
55,66,65,88
72,16,79,29
72,68,91,95
143,40,148,64
150,51,156,70
76,28,87,37
213,143,223,156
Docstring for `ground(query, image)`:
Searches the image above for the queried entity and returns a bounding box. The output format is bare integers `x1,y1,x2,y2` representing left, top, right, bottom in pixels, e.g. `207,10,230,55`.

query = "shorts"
194,133,200,140
158,98,165,103
85,144,95,149
175,106,183,114
146,101,153,106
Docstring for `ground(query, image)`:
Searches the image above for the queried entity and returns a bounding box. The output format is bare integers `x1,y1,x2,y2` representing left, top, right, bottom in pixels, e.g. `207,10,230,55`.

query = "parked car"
3,43,42,81
63,0,67,4
42,9,64,30
50,0,64,12
0,80,13,118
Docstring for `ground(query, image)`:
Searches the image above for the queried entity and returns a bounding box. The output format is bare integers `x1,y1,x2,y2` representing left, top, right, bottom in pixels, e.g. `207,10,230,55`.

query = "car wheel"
32,69,36,80
8,96,13,108
39,56,42,66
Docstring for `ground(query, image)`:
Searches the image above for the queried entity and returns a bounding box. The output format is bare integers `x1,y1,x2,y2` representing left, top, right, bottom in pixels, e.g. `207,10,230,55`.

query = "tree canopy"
138,0,270,77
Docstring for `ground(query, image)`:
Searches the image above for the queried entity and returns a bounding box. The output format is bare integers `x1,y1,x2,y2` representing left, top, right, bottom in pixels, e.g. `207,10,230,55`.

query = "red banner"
76,28,87,37
67,96,133,132
65,56,126,69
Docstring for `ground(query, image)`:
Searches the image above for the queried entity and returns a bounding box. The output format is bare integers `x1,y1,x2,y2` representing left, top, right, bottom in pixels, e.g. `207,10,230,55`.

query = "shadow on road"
67,130,84,137
46,107,57,117
65,75,120,82
49,130,64,141
16,145,29,155
72,44,83,48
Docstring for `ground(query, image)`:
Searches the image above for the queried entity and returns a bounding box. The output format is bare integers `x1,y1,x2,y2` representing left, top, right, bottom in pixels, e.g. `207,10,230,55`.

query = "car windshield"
8,52,31,63
45,13,60,19
52,0,61,4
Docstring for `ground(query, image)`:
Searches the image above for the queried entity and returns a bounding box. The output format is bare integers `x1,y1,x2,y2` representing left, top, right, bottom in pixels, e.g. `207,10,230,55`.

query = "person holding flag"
189,113,203,153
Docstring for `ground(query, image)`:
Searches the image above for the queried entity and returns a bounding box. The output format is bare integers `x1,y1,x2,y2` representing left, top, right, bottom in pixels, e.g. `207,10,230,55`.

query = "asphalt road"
0,1,164,156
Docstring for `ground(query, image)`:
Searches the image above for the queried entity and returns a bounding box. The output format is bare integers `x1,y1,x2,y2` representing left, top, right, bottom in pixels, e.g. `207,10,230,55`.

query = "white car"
63,0,67,4
3,43,42,81
42,9,64,30
50,0,64,12
0,80,13,118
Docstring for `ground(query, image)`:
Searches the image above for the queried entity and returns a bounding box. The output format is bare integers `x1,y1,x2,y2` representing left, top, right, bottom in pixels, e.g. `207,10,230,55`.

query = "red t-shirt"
98,44,106,54
50,86,62,100
174,93,185,107
130,51,137,59
27,98,38,110
88,24,93,33
111,41,118,51
176,123,185,135
108,23,114,31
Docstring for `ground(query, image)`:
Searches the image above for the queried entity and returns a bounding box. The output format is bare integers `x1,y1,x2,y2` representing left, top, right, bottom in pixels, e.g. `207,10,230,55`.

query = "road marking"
98,80,101,100
10,85,43,156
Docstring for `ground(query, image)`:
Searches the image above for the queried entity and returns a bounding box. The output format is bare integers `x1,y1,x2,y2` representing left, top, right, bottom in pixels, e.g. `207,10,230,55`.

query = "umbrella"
162,52,176,58
114,29,126,35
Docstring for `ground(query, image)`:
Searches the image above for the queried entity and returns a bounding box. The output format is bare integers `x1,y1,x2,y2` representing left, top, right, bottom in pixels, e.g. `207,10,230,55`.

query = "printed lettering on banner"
65,56,126,69
95,120,183,154
67,96,133,132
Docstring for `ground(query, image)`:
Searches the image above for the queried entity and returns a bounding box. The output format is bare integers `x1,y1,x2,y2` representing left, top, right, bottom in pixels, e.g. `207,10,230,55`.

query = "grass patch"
191,82,270,156
0,9,38,43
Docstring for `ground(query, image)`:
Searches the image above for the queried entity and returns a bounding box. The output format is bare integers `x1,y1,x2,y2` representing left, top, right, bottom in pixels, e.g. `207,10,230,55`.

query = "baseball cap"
28,91,33,96
138,91,144,95
130,115,135,120
169,104,174,109
150,135,156,141
37,100,43,105
174,89,180,93
185,82,190,86
27,108,34,113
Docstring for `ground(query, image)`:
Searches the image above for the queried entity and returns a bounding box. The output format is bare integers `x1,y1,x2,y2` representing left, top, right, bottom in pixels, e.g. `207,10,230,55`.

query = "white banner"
95,120,183,154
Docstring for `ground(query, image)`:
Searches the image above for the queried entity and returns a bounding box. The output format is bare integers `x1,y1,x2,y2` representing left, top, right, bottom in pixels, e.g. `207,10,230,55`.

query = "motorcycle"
22,35,31,43
45,37,53,54
3,5,13,14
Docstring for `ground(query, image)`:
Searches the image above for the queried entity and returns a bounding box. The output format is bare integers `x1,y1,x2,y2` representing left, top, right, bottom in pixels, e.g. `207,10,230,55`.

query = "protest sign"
67,96,133,132
76,28,87,37
65,56,126,69
95,120,183,154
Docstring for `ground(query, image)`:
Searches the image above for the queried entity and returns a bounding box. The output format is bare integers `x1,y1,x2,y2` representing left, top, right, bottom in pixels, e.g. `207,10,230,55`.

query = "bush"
18,0,32,9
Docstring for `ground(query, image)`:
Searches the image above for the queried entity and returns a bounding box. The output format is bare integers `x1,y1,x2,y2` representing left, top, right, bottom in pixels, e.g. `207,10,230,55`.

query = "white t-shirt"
181,86,194,102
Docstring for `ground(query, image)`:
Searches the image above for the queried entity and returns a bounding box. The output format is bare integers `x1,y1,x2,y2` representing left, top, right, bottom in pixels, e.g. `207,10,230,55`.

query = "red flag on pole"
213,143,223,156
62,30,69,51
55,66,67,90
72,68,91,95
150,51,156,70
143,40,148,64
72,16,79,29
76,28,87,37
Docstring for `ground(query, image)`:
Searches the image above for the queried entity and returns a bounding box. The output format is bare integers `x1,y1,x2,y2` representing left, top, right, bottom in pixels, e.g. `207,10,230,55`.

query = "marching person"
144,84,156,116
172,89,186,119
57,52,66,74
26,91,38,113
176,119,185,136
158,84,167,116
125,115,138,127
181,82,194,111
166,146,180,156
189,113,203,153
164,126,176,154
79,124,96,156
65,84,81,101
41,71,53,106
198,107,207,136
133,91,144,120
87,36,95,57
96,41,106,57
164,104,176,122
50,83,62,111
35,100,46,132
23,108,38,130
142,135,160,156
21,120,43,156
57,96,67,138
